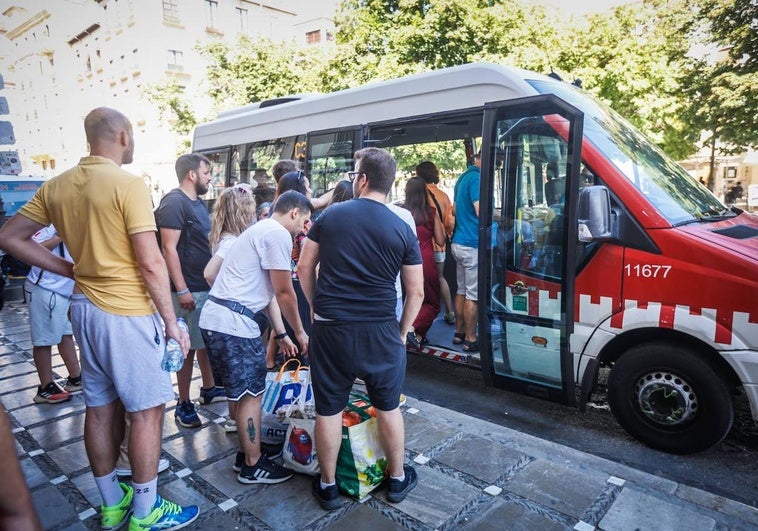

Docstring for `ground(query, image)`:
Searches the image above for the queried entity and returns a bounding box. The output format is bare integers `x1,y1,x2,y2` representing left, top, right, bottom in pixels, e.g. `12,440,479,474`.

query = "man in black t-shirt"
299,147,424,510
156,153,224,429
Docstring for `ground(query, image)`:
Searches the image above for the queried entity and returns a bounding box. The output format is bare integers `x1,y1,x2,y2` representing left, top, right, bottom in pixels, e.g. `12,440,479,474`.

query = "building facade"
0,0,336,199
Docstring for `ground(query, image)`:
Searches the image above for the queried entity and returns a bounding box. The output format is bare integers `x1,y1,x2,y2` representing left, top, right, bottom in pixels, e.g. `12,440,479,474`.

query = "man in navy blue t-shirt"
299,147,424,510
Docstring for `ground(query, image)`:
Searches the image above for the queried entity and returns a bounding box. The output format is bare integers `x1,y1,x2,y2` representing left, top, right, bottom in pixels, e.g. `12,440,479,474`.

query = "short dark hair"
416,160,439,184
175,153,211,183
273,190,312,216
271,160,297,182
354,147,396,195
277,170,308,197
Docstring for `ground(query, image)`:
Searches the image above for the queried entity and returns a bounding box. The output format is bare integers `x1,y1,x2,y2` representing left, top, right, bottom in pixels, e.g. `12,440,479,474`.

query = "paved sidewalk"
1,301,757,530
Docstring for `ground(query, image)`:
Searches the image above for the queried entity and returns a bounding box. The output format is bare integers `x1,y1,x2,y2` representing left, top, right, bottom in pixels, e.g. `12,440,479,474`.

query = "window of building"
236,7,248,33
205,0,218,30
162,0,180,24
167,49,183,71
306,30,321,45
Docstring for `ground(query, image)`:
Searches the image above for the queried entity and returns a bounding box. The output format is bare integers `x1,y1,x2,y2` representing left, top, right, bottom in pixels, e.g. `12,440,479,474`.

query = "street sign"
0,121,14,144
0,151,20,175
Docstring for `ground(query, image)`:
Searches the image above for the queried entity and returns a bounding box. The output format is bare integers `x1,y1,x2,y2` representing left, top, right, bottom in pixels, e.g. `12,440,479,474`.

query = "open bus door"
479,95,583,406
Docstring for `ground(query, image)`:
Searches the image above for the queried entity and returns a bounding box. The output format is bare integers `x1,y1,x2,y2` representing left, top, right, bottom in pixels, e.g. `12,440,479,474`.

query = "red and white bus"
192,63,758,454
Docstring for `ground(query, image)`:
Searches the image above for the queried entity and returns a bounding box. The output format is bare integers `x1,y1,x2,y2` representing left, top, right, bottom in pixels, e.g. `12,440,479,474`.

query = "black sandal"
452,332,465,345
406,331,422,350
462,339,479,353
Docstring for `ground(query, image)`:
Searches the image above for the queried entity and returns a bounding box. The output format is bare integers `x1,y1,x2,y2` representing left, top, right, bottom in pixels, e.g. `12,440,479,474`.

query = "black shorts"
310,319,405,416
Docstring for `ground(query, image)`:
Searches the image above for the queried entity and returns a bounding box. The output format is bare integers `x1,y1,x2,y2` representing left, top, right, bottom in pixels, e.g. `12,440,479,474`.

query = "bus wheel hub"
635,371,697,426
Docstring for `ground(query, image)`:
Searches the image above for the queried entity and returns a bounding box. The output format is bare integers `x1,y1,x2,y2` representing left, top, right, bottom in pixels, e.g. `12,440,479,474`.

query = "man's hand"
277,336,299,358
165,319,190,356
295,331,309,356
177,291,195,311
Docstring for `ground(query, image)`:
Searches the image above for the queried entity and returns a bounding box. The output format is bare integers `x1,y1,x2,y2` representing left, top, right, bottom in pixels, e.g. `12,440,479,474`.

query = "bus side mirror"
577,186,613,242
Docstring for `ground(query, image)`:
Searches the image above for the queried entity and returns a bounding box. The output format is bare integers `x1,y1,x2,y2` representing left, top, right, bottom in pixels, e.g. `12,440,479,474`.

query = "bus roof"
192,62,546,151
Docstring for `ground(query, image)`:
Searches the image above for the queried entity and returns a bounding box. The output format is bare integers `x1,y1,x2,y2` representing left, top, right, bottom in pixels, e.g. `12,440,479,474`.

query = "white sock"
390,472,406,482
95,471,124,507
132,478,158,519
320,479,336,490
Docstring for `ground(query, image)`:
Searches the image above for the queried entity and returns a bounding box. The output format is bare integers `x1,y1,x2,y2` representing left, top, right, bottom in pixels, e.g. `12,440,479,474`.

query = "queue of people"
0,106,480,530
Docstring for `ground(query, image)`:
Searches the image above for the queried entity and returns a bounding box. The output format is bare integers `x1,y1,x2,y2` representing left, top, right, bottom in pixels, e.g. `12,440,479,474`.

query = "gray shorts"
171,290,208,350
70,294,175,412
25,281,73,346
452,243,478,300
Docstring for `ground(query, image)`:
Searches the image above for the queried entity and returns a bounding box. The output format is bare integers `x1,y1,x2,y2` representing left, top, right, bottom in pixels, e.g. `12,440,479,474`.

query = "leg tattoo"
246,417,256,443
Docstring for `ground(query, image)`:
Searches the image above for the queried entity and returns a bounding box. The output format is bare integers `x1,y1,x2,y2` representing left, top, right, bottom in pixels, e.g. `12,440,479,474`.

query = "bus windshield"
527,79,732,226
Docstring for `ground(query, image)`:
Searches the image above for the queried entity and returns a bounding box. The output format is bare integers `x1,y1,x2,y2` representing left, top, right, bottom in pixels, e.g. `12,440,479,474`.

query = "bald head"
84,107,134,165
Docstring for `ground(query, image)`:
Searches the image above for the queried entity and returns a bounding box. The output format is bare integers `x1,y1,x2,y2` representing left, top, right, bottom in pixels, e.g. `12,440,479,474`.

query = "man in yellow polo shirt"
0,107,199,531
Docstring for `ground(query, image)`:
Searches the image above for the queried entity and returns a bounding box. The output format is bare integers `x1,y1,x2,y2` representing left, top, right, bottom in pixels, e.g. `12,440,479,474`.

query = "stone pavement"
1,301,757,531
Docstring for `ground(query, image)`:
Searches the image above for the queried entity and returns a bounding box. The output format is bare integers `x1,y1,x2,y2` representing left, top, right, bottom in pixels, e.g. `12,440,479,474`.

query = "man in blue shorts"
298,147,424,510
199,190,311,485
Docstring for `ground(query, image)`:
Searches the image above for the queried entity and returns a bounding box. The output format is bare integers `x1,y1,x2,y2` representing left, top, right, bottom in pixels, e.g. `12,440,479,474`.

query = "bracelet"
274,332,288,340
176,288,190,296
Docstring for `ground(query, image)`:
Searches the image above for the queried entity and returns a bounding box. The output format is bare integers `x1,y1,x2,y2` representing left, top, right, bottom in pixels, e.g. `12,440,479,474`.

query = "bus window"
201,149,230,202
307,129,360,196
384,139,471,203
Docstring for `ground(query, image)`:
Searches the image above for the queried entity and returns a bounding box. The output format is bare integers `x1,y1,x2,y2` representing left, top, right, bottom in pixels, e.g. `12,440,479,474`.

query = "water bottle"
161,318,188,372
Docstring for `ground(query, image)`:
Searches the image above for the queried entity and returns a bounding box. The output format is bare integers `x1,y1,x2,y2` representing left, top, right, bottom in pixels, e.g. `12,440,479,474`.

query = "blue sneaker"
174,400,201,428
128,495,199,531
198,386,227,405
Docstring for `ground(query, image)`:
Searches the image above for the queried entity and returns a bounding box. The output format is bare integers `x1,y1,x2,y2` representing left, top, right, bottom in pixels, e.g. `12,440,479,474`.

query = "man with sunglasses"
299,147,424,510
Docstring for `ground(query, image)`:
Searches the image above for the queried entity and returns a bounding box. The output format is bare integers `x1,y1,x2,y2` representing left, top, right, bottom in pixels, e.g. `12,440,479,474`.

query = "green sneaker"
101,482,133,530
128,495,199,531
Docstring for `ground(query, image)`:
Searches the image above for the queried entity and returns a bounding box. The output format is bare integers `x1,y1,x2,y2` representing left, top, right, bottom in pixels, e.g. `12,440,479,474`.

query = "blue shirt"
452,165,480,248
307,198,422,321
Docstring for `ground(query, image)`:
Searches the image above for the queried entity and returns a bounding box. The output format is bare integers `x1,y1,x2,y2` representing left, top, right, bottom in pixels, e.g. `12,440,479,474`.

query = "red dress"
413,207,441,338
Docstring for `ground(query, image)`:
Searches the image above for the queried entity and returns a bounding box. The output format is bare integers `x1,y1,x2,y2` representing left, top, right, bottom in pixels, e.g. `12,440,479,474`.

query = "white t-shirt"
386,203,417,299
26,225,74,296
214,234,236,260
199,218,292,338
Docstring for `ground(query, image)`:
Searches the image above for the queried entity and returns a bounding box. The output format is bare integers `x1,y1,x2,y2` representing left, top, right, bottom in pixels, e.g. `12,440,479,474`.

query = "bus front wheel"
607,342,733,454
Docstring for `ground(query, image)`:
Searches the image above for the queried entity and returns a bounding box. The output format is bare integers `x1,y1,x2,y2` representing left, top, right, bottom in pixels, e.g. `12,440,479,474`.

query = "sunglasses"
346,171,364,182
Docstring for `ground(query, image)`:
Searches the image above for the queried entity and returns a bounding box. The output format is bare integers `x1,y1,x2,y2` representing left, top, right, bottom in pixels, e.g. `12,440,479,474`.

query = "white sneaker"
399,394,407,407
115,457,170,477
223,418,237,433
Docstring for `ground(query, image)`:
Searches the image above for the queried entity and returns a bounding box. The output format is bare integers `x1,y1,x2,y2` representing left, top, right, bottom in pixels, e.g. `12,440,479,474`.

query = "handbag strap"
276,358,302,382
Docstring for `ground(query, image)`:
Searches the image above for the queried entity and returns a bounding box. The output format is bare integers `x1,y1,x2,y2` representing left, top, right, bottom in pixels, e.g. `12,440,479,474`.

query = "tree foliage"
147,0,754,165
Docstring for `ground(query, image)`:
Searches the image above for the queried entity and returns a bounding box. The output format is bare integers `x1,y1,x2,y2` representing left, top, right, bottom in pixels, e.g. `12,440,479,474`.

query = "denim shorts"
310,319,405,416
201,329,267,400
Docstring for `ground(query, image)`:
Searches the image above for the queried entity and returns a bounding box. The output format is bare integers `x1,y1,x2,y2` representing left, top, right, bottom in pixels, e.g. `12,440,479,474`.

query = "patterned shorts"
201,329,267,400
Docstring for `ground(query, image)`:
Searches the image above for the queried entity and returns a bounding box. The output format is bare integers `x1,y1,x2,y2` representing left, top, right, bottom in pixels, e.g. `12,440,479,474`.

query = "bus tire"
607,342,733,454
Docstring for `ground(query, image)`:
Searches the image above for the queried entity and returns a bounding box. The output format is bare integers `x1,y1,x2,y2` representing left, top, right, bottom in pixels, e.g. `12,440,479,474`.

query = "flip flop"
452,332,465,345
462,339,479,353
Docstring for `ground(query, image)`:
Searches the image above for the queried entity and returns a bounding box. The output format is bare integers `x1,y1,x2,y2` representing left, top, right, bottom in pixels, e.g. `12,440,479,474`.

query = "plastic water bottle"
161,318,188,372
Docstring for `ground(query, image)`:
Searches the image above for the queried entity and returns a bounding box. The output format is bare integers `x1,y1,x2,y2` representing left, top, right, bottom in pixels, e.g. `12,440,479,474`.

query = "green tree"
143,78,198,153
684,0,757,188
555,0,700,159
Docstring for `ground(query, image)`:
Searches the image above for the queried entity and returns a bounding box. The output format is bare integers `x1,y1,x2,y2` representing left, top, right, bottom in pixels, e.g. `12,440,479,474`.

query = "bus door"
479,95,583,405
305,126,363,197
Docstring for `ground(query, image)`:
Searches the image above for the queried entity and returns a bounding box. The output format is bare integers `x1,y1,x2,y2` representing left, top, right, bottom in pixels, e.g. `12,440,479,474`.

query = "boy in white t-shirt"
199,190,311,485
24,225,82,404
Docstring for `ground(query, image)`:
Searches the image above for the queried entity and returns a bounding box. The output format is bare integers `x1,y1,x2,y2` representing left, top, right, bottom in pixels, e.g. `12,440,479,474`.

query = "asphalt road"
403,352,758,509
